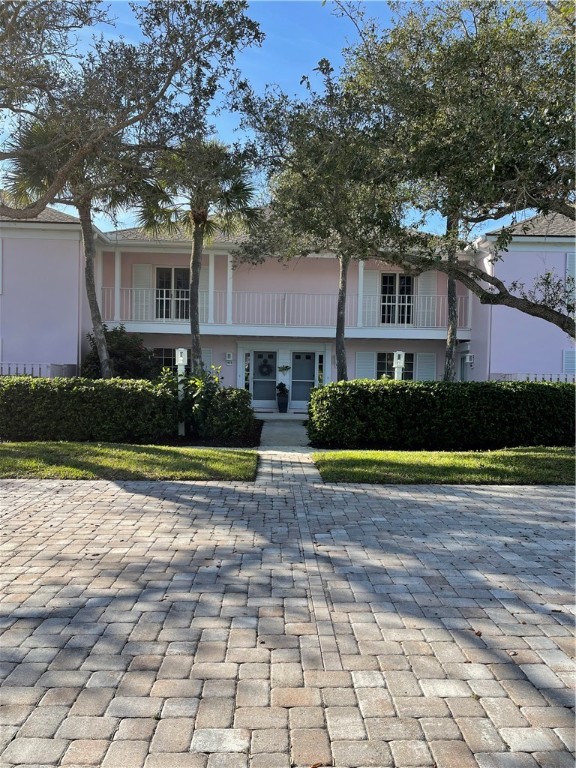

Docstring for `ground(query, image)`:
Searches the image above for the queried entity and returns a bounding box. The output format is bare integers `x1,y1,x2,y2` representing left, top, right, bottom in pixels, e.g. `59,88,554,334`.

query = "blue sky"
82,1,515,236
90,0,395,230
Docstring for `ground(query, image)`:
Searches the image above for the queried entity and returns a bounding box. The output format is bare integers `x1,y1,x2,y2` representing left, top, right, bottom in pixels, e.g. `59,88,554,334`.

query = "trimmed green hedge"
0,377,177,443
0,376,257,444
307,380,575,450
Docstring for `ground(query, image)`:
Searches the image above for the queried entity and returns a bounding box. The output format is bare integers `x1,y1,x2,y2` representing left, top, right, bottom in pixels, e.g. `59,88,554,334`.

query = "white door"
291,352,316,409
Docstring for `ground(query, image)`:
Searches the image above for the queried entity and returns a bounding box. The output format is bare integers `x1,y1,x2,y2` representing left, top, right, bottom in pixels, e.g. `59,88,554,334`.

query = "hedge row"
0,376,256,444
307,380,575,450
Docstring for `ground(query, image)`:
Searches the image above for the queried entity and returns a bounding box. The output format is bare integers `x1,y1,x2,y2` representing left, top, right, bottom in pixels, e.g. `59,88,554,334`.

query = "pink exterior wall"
138,332,239,387
233,256,341,293
1,234,82,364
119,250,190,287
102,250,115,287
489,248,571,375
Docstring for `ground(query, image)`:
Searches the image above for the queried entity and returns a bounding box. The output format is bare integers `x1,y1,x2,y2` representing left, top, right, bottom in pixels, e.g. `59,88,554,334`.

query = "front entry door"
252,351,277,408
291,352,316,409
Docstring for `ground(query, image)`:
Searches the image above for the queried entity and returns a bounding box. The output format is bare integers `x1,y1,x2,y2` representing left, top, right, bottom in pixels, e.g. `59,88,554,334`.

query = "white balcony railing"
102,288,470,330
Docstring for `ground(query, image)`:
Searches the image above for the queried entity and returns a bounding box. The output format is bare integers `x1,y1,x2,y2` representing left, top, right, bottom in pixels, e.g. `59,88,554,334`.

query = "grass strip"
0,442,258,481
313,446,575,485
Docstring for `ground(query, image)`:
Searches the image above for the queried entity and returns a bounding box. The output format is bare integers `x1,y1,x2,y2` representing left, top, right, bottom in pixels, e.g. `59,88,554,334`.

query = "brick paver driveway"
0,475,574,767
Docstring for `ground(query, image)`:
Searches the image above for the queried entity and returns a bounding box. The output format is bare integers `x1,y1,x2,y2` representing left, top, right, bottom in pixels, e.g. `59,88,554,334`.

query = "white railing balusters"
101,289,470,330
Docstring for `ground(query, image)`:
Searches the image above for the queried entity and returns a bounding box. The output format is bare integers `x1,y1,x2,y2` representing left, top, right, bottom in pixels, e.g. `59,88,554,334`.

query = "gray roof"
488,212,575,238
107,226,248,245
0,206,79,224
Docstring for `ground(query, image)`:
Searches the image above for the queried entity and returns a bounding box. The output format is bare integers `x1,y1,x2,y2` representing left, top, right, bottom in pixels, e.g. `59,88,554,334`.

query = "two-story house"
97,226,470,411
0,208,573,411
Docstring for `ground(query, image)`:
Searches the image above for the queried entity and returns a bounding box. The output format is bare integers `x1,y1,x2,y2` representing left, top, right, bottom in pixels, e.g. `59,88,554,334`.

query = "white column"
226,254,233,325
357,260,364,327
114,249,121,322
95,248,103,316
208,252,215,324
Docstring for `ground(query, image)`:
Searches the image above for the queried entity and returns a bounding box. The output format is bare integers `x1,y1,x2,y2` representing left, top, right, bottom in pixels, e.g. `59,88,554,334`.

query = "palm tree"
139,140,259,372
7,120,161,377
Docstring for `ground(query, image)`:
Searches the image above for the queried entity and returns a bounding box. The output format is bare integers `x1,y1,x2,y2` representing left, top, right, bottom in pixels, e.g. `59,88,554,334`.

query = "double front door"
250,351,317,409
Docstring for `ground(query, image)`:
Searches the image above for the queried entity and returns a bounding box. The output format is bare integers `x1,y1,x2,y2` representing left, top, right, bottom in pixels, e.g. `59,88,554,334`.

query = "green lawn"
0,442,258,481
313,447,575,484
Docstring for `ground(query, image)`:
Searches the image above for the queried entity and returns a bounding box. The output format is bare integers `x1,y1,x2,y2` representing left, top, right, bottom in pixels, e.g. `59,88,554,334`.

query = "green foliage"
162,366,257,443
307,380,574,450
195,387,256,444
0,373,257,445
81,325,162,379
0,377,177,443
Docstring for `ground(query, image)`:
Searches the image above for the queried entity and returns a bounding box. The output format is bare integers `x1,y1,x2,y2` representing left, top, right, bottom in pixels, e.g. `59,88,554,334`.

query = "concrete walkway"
0,473,573,768
258,419,310,449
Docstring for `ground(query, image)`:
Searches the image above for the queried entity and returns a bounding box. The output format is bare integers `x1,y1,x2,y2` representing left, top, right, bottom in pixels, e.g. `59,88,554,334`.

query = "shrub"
0,376,177,443
307,380,574,449
82,325,161,379
0,370,258,446
166,368,257,444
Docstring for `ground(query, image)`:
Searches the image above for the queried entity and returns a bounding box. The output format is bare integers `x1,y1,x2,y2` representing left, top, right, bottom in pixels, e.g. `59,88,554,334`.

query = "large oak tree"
342,0,575,344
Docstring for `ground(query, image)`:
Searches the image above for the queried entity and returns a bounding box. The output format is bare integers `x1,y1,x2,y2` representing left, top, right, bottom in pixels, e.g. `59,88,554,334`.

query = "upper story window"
156,267,189,320
381,274,414,324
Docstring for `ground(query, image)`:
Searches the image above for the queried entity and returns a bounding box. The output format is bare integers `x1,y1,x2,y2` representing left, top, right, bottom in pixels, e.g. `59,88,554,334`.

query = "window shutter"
356,351,376,379
415,352,437,381
197,266,209,322
562,349,575,375
362,270,380,326
417,271,437,327
201,348,212,369
132,264,152,321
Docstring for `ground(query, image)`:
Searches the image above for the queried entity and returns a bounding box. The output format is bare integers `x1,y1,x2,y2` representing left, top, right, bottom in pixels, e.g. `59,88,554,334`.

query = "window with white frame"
381,274,414,324
377,352,414,380
154,348,177,372
156,267,189,320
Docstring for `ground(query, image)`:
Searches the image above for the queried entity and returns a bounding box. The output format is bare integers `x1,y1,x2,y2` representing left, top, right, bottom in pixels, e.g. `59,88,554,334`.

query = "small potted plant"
276,382,289,413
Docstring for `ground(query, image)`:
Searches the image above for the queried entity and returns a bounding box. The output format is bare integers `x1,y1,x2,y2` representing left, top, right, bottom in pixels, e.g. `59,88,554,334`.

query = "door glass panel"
156,268,171,289
291,352,315,402
174,268,189,320
399,275,414,324
253,351,277,400
156,268,171,318
381,274,396,324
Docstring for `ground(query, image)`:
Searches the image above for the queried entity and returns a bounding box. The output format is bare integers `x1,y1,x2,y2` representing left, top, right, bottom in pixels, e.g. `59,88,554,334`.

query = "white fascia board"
101,241,235,256
347,327,472,341
111,320,471,342
485,233,574,248
0,221,81,240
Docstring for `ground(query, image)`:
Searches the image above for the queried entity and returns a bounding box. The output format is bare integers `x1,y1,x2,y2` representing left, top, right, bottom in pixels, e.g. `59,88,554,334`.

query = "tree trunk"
78,201,112,378
443,214,459,382
336,253,351,381
189,221,205,373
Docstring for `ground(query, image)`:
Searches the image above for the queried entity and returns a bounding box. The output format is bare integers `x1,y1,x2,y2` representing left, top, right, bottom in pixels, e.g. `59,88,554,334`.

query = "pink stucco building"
1,209,573,410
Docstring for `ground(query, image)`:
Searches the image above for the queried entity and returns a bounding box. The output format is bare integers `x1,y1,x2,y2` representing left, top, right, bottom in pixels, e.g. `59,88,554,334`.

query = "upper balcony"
102,288,471,339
